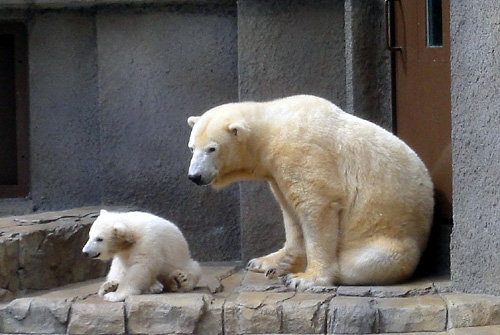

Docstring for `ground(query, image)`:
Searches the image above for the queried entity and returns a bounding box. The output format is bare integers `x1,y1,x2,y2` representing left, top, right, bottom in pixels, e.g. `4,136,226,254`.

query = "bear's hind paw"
283,273,330,292
146,280,164,294
167,270,195,292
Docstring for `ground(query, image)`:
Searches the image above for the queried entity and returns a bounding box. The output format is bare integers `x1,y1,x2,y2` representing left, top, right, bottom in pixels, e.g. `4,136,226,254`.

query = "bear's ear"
100,209,108,215
187,116,201,128
228,122,249,142
112,222,136,249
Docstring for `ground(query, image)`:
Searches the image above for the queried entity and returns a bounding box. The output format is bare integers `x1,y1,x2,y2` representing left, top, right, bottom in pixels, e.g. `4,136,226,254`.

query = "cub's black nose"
82,252,89,257
188,174,203,185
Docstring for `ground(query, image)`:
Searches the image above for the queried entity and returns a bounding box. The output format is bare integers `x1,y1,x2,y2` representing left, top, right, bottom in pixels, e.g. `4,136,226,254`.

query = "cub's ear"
100,209,108,215
187,116,201,128
112,222,136,248
228,122,249,142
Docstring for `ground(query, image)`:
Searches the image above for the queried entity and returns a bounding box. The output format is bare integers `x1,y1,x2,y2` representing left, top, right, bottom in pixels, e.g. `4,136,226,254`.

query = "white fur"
187,95,434,291
83,210,201,302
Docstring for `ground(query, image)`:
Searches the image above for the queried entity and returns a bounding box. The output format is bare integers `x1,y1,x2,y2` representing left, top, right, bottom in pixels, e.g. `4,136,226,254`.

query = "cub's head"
82,209,136,260
187,104,250,188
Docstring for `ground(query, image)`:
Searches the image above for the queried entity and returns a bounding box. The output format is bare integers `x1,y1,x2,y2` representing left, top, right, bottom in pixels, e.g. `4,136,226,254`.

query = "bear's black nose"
82,252,89,257
188,174,203,185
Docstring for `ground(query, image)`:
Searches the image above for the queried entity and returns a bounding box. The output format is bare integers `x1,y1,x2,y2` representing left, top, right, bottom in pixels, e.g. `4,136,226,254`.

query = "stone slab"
328,296,378,334
67,298,125,335
376,295,447,333
443,293,500,328
449,325,500,335
0,297,70,334
125,293,208,335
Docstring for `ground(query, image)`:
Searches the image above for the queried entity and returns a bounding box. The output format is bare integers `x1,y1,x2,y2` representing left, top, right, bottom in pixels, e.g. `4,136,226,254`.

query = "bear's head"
187,104,252,189
82,209,136,260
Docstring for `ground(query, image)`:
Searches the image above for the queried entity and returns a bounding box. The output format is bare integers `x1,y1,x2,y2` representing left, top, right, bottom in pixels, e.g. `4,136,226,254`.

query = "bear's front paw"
247,257,274,273
103,291,128,302
99,281,119,296
283,273,330,292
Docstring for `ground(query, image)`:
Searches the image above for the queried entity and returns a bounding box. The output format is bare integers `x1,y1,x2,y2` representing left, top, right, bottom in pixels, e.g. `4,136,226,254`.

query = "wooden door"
390,0,452,221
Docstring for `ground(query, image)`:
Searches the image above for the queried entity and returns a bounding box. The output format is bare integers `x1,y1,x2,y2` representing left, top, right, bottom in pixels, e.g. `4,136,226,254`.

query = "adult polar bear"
187,95,433,290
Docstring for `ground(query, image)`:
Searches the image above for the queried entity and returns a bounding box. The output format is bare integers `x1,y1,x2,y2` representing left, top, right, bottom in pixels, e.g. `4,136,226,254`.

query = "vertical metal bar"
385,0,402,51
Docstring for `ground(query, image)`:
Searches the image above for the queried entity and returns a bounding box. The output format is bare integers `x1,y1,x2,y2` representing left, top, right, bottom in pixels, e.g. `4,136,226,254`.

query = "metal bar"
385,0,403,52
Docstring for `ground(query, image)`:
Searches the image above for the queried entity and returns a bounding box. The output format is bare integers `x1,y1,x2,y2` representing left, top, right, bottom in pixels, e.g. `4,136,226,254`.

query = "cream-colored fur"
187,95,433,291
82,210,201,301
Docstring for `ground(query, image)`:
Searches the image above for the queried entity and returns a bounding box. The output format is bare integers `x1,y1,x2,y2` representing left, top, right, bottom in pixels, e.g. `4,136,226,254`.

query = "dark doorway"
0,23,29,198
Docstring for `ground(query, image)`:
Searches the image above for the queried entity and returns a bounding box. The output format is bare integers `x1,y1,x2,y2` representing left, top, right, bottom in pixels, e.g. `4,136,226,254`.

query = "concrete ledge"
1,266,499,334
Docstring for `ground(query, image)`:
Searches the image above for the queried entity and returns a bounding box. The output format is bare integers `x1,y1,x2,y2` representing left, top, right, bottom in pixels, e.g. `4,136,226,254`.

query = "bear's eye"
207,147,216,153
96,237,103,242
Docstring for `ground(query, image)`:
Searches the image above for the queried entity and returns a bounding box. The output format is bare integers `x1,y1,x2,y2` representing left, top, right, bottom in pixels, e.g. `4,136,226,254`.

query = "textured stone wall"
450,1,500,294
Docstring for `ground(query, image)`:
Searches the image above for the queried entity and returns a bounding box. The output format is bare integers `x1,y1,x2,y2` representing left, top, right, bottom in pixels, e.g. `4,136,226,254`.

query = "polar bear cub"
82,210,201,302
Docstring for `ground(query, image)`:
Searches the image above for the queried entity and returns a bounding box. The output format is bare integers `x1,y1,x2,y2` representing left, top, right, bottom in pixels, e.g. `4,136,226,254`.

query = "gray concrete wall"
345,0,392,130
237,0,346,261
450,0,500,295
29,12,102,211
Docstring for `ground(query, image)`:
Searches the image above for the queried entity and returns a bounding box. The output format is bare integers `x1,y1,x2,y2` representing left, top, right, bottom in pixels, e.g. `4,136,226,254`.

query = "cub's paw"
103,291,128,302
167,270,195,292
98,281,119,297
146,280,164,294
283,272,330,292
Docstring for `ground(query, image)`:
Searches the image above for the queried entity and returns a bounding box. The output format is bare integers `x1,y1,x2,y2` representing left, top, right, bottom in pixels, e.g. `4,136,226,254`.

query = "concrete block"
195,297,224,335
327,296,378,334
449,325,500,335
67,298,125,335
281,293,333,334
0,237,19,294
232,292,292,334
0,297,70,334
443,293,500,329
376,295,447,333
125,293,208,334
